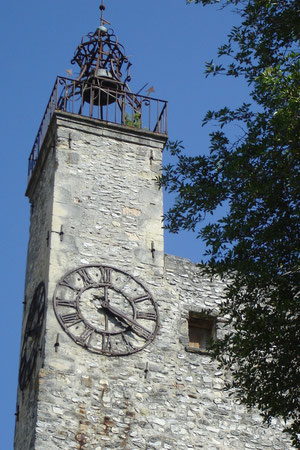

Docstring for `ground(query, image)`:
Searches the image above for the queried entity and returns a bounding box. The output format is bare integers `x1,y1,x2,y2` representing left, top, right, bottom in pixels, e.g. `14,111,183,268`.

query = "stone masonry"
15,112,292,449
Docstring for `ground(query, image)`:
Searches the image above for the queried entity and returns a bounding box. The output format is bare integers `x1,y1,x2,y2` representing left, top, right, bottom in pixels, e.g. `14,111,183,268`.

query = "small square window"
188,312,216,352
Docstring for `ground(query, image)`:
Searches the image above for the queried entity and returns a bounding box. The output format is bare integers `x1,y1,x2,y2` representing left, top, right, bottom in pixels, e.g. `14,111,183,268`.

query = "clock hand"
92,292,110,330
101,301,152,339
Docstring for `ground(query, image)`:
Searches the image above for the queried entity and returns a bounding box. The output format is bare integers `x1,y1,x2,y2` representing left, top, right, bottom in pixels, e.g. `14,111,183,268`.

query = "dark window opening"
188,313,216,351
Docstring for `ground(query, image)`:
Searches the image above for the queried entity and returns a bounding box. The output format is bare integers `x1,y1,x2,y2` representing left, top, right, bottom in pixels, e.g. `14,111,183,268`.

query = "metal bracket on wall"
144,362,149,379
151,241,155,259
54,333,60,352
150,150,154,165
51,225,64,242
15,405,19,422
68,133,72,149
59,225,64,241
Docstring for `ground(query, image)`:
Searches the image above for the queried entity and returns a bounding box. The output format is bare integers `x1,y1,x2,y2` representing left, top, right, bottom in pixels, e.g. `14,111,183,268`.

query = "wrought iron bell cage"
27,2,168,179
70,23,132,107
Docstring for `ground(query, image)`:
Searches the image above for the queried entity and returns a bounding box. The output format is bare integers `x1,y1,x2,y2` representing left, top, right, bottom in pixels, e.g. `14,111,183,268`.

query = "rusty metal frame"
28,76,167,179
28,4,168,180
71,27,132,87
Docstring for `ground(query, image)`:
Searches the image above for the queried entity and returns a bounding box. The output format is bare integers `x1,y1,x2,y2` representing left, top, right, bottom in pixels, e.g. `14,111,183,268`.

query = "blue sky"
1,0,247,446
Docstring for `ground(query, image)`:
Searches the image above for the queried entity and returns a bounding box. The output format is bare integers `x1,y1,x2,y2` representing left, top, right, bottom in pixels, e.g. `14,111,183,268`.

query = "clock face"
19,282,46,391
53,265,159,356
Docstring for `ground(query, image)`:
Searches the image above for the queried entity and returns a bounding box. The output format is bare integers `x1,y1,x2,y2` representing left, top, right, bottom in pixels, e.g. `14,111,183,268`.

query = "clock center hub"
78,286,135,335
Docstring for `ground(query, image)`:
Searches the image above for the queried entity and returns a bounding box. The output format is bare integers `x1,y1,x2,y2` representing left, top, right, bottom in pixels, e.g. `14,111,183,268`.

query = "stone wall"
15,113,291,449
163,254,290,449
15,124,56,449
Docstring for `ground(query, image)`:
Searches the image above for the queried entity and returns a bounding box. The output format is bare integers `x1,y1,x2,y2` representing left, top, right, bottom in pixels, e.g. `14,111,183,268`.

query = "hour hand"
100,301,152,340
100,301,129,323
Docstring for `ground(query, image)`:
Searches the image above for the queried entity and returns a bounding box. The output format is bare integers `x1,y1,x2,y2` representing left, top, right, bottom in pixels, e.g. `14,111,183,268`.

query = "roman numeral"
56,298,77,308
102,334,112,352
78,327,94,346
60,279,77,291
99,267,111,284
136,311,157,321
61,312,82,327
122,333,135,351
132,294,150,304
131,323,152,340
77,268,94,287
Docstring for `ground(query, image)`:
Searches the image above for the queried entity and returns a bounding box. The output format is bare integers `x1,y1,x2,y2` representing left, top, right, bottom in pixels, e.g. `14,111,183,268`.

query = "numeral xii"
99,268,111,284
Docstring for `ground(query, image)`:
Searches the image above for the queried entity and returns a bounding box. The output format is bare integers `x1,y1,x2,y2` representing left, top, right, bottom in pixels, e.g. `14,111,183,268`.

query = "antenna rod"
100,0,106,25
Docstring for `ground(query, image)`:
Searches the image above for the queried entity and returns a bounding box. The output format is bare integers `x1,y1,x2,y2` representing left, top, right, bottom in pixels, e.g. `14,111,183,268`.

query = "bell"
83,70,120,106
96,68,112,78
97,25,108,34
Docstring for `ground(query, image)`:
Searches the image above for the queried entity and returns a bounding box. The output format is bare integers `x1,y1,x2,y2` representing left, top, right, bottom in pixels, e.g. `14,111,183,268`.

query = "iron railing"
28,76,168,179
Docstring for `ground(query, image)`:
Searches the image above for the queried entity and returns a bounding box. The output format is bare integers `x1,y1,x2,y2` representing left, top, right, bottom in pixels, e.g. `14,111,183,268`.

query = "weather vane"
99,0,110,27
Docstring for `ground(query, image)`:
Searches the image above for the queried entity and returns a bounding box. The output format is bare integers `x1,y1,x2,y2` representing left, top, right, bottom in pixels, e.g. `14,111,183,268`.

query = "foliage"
162,0,300,446
124,112,142,128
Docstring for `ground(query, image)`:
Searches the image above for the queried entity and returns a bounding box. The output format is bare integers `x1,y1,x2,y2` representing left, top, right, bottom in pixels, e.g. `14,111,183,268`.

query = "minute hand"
101,301,152,339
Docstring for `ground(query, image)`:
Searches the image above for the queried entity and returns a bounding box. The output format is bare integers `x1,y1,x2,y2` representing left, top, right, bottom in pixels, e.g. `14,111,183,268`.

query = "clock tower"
15,3,292,449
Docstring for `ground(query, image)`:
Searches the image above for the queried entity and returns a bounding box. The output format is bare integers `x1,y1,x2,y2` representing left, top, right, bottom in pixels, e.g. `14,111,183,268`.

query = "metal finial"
100,0,106,25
